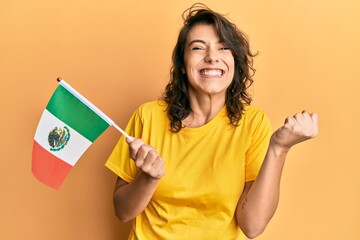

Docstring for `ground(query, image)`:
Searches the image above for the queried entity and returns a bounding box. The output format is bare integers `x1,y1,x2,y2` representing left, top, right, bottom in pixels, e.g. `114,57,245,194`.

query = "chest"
151,126,252,206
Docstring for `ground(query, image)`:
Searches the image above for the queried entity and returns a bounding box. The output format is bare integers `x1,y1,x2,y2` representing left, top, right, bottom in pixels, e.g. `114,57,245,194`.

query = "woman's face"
183,23,235,98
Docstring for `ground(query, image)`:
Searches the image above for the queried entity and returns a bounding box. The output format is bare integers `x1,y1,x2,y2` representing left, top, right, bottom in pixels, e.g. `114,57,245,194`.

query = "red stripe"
32,141,72,189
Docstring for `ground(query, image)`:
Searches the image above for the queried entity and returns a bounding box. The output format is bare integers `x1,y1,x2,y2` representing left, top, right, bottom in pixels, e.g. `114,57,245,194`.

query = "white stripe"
34,109,92,166
59,80,114,125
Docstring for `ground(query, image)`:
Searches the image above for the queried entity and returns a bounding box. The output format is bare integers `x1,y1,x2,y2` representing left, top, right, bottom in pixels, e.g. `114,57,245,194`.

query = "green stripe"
46,85,110,142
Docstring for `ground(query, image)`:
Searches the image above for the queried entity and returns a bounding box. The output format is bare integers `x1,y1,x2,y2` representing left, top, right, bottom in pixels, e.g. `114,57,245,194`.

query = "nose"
204,48,219,64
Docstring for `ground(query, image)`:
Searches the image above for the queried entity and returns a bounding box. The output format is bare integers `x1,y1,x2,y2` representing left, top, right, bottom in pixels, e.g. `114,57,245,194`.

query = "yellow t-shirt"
106,100,272,240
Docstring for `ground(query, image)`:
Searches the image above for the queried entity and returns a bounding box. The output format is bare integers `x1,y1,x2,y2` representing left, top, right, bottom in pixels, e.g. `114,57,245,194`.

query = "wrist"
139,171,161,185
268,140,290,159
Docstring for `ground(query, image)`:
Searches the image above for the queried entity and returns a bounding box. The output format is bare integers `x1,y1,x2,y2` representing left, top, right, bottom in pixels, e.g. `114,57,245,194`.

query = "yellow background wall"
1,0,359,239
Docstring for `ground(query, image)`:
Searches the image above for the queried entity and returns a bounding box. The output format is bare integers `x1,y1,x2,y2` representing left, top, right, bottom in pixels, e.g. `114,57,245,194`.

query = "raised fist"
271,111,319,151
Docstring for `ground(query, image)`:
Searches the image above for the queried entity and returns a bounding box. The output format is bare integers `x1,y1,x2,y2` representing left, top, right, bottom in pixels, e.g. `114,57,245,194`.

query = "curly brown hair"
162,3,257,132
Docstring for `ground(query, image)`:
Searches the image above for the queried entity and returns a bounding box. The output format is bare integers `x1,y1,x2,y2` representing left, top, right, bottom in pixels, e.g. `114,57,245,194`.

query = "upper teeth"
200,69,223,76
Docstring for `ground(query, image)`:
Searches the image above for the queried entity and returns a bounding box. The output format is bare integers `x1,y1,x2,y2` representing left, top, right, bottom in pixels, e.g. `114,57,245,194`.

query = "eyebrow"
187,39,223,47
187,39,206,47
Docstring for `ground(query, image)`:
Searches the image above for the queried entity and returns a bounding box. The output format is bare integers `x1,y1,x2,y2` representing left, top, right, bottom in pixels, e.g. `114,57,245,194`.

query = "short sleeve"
245,111,272,182
105,109,143,183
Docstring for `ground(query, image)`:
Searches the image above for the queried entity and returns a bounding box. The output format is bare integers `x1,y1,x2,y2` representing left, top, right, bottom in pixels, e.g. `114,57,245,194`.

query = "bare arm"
113,138,166,222
236,111,319,239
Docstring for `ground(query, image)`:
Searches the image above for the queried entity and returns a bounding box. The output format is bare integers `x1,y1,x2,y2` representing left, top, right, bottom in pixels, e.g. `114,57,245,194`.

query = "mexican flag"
32,79,130,189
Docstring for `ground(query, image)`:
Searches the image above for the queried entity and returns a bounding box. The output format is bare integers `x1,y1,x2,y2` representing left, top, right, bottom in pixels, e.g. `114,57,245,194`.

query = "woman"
106,4,318,239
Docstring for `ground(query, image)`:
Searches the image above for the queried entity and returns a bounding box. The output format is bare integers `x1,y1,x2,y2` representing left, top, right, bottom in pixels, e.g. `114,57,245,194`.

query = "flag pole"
113,123,133,141
56,77,133,141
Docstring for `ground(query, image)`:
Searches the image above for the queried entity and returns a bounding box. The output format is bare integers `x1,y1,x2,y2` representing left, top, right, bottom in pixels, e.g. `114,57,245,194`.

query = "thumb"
125,136,135,144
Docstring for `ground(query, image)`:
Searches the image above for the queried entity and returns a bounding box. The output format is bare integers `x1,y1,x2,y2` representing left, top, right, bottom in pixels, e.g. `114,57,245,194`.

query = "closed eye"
191,46,204,51
188,39,206,51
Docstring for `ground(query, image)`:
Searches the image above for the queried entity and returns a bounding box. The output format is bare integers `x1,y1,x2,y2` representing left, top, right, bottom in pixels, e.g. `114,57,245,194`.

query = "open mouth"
200,69,225,77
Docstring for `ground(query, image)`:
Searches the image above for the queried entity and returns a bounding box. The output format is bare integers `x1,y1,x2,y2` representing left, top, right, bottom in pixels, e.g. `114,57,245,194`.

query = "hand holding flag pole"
32,78,132,189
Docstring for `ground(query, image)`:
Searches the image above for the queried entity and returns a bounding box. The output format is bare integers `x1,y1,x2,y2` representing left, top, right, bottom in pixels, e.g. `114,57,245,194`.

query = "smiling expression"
183,23,235,98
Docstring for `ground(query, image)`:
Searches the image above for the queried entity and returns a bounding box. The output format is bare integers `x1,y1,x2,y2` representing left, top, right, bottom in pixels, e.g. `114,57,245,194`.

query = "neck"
183,91,225,128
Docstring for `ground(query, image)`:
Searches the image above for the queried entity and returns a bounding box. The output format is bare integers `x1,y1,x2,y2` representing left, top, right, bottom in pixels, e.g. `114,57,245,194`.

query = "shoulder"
136,100,168,119
243,105,268,119
242,105,272,129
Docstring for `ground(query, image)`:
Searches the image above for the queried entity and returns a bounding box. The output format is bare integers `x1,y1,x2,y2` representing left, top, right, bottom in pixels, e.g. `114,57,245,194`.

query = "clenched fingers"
284,111,318,139
144,156,166,179
272,111,319,150
126,138,166,179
